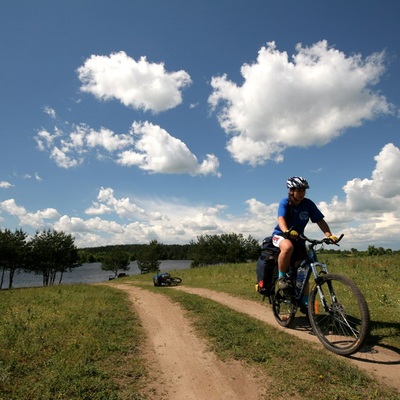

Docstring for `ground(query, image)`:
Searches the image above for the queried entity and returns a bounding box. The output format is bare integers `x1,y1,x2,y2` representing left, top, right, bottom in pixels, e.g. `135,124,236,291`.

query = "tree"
137,240,162,273
101,248,130,278
28,229,79,286
0,229,29,289
189,233,260,267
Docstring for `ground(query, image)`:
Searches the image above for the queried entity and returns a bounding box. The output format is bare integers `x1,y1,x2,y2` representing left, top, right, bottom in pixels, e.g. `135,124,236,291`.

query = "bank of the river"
1,260,192,289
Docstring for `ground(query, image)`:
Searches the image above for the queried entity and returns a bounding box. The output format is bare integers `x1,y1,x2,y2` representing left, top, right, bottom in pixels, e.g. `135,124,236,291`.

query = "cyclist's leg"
271,235,297,324
273,234,293,275
273,235,293,289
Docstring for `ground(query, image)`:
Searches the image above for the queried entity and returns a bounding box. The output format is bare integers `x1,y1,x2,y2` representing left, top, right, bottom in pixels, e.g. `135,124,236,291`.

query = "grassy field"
0,285,147,400
0,254,399,399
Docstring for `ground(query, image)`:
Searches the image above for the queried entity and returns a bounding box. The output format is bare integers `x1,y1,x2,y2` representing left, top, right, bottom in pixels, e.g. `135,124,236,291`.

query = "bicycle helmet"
286,176,310,190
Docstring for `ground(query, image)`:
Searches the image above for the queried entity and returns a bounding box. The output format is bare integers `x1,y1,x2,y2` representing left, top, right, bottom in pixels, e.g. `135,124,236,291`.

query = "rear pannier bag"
256,236,278,297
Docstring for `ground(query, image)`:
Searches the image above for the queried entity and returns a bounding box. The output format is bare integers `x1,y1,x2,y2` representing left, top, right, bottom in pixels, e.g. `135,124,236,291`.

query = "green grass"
0,285,147,400
0,254,398,399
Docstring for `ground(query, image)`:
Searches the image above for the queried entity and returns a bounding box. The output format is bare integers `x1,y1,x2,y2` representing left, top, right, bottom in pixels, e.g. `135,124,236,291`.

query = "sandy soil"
110,283,400,398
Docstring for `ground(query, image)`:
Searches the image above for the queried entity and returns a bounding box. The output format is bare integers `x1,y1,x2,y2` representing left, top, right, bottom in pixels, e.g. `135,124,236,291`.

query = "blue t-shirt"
272,197,324,236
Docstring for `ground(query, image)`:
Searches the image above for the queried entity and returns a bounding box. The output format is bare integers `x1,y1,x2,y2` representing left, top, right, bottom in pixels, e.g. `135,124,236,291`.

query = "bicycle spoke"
332,312,360,338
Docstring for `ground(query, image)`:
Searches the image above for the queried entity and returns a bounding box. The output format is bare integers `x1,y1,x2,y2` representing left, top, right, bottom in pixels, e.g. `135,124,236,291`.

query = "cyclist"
272,176,338,290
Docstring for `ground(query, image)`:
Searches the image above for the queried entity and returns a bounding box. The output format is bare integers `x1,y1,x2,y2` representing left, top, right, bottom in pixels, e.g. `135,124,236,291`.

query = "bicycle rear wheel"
271,284,296,327
308,273,370,356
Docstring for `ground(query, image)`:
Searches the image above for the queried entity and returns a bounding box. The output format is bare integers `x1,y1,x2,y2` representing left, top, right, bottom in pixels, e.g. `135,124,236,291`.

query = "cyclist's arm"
277,215,290,233
316,219,333,238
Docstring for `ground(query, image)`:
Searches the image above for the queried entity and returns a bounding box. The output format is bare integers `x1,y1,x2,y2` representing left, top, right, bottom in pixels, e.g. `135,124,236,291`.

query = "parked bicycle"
152,272,182,287
269,234,370,356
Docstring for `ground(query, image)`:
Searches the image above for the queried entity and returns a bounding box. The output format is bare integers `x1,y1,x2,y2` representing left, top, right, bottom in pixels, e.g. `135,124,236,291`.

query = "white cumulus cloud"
87,187,148,219
209,41,393,166
35,120,219,176
342,143,400,212
77,51,192,113
117,121,221,176
0,199,60,229
0,181,13,189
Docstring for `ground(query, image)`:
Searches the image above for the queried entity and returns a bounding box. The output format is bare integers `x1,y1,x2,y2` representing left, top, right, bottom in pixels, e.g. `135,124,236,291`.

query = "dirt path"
110,283,400,397
115,284,270,400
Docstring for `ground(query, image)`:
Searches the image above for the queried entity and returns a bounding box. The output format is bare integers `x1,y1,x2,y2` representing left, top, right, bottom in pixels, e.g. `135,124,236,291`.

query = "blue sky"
1,0,399,250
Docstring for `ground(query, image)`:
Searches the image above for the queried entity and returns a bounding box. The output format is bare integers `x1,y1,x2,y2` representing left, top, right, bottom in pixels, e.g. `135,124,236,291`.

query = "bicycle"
269,234,370,356
153,272,182,287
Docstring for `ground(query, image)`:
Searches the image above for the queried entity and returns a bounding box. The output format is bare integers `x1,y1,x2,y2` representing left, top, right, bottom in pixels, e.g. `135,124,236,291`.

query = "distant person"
272,176,338,290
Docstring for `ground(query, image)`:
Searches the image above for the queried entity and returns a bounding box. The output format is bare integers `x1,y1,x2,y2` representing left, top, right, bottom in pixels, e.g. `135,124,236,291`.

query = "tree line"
0,228,79,289
79,233,261,269
78,242,191,263
318,245,399,256
188,233,260,267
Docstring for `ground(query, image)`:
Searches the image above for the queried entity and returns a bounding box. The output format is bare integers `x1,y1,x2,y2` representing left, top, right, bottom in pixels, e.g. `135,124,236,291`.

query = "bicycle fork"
310,262,329,314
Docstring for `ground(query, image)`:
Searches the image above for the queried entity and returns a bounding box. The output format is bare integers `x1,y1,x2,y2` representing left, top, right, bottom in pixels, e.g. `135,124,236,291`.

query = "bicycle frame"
299,249,329,309
289,239,335,308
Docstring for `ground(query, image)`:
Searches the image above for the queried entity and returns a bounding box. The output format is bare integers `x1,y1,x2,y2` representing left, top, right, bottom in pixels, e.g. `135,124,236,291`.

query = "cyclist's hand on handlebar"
328,235,339,243
285,229,299,239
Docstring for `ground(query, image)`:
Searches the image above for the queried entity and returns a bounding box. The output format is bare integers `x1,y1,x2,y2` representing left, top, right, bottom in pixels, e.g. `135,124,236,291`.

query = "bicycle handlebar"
299,233,344,246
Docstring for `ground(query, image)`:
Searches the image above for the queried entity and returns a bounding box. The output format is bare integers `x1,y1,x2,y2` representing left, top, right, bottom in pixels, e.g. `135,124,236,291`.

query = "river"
1,260,192,289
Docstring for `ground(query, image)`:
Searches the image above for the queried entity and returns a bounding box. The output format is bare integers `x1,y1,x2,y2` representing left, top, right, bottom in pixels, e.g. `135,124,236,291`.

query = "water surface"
1,260,192,289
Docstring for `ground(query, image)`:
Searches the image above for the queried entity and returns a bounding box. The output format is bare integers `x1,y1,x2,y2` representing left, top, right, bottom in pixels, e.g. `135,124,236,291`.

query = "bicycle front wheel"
170,277,182,286
308,273,370,356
